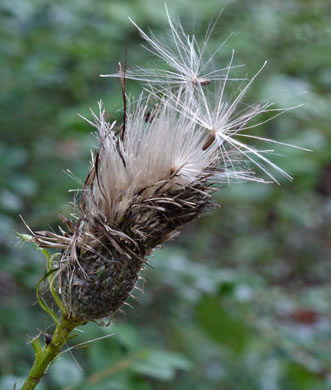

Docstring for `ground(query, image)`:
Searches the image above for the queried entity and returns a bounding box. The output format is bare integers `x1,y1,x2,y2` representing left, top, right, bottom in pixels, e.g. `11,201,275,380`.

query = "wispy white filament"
101,5,243,88
82,98,217,221
89,7,305,222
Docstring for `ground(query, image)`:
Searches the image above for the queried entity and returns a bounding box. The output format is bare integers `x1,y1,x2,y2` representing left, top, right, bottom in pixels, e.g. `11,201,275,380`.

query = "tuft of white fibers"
101,5,243,89
28,8,306,322
81,97,217,223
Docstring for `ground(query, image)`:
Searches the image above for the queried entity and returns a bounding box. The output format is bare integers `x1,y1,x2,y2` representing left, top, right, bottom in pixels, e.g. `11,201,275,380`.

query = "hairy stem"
21,316,82,390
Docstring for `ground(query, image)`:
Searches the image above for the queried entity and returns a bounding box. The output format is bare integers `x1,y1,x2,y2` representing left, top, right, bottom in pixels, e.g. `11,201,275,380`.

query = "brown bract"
31,165,217,321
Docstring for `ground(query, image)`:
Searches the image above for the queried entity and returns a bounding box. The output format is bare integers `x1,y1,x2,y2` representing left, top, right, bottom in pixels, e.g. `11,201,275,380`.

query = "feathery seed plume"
101,5,242,89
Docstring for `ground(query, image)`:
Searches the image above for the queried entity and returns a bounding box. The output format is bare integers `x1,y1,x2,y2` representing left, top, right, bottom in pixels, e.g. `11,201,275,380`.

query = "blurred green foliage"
0,0,330,389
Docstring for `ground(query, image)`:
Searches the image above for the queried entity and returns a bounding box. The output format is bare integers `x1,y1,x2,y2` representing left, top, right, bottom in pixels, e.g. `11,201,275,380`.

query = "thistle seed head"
29,8,304,323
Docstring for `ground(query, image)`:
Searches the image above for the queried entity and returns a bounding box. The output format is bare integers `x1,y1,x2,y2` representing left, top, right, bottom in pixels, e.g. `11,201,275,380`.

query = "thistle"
28,12,298,322
21,9,304,389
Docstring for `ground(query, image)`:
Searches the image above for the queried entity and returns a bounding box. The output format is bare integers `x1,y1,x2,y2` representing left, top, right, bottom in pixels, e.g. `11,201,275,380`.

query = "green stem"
21,316,82,390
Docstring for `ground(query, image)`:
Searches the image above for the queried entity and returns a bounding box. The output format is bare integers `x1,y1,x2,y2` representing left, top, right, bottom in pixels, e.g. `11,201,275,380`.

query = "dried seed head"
28,8,305,323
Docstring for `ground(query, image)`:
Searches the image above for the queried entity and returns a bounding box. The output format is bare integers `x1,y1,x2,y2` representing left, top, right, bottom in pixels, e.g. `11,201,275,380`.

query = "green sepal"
17,232,66,317
47,253,66,315
36,269,60,325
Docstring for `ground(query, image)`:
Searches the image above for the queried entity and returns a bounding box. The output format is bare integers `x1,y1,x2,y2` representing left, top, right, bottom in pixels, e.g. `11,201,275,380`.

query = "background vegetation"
0,0,330,389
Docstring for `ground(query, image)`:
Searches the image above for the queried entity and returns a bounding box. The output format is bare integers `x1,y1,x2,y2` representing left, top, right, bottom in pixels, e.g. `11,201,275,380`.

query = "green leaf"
111,323,142,350
196,295,250,354
131,350,192,381
286,362,322,390
49,357,84,387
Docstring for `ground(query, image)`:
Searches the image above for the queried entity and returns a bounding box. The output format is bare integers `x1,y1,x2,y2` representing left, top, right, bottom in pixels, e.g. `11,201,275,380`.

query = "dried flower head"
28,10,303,323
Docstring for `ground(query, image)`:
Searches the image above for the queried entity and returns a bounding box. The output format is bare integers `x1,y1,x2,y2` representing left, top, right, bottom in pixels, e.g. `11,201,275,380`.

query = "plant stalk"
21,316,82,390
